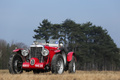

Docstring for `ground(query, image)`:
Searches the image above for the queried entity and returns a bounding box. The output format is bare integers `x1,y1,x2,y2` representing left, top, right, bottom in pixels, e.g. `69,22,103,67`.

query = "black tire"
8,53,23,74
51,54,64,74
68,56,76,73
33,70,40,74
62,52,67,70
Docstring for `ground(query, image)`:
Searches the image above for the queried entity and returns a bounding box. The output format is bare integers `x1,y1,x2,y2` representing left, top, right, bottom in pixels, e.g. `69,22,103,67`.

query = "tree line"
0,39,27,69
33,19,120,70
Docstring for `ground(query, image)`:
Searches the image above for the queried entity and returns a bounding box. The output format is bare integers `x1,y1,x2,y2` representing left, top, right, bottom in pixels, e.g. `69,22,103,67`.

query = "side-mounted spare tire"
68,56,76,73
8,53,23,74
51,54,64,74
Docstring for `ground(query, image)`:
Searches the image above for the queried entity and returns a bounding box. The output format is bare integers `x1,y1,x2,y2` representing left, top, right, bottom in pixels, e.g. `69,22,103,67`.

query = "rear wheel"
68,56,76,73
8,53,23,74
51,54,64,74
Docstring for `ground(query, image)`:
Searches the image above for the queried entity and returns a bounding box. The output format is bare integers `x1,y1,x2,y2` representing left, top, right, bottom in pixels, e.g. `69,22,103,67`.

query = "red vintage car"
8,39,76,74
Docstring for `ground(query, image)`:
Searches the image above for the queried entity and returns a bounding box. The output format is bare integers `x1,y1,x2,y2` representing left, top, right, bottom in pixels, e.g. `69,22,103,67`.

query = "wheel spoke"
56,61,60,70
14,59,22,73
57,58,63,74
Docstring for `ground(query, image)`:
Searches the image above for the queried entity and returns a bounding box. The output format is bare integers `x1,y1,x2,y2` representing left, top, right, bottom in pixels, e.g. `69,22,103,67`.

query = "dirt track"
0,70,120,80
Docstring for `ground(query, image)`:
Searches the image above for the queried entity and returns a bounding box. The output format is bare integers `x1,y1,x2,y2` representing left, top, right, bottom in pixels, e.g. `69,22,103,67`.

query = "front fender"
54,50,61,53
67,52,75,62
13,48,23,52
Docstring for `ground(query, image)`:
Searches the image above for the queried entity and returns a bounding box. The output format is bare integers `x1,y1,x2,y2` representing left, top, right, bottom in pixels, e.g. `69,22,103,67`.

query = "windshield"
35,39,59,47
36,39,46,44
49,39,59,44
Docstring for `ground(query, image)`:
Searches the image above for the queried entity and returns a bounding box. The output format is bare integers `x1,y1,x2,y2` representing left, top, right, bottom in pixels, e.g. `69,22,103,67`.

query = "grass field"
0,70,120,80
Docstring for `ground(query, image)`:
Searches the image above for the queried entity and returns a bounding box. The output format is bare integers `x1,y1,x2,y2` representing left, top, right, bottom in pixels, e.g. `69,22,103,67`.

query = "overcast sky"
0,0,120,47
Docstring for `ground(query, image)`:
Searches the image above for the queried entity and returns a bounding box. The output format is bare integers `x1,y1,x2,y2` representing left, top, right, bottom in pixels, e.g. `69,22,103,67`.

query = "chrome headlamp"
42,49,49,56
21,49,29,56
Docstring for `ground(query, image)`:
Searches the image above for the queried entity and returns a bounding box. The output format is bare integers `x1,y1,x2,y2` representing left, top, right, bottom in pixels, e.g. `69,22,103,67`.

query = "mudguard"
54,47,65,53
67,52,75,62
13,48,23,52
54,50,61,53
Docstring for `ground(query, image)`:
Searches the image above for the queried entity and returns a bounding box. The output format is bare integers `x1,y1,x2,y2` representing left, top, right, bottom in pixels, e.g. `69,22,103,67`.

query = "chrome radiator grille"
30,47,42,61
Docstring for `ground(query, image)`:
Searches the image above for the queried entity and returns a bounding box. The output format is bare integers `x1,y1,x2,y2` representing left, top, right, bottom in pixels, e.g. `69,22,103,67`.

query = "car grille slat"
30,47,42,61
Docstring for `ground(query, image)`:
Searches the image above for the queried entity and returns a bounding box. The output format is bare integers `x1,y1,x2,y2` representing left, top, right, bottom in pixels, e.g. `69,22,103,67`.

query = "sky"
0,0,120,47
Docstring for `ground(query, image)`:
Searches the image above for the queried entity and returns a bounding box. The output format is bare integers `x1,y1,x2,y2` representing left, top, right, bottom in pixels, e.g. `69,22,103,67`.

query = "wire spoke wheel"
56,58,64,74
51,54,64,74
14,59,22,73
8,54,23,74
72,61,76,72
68,56,76,73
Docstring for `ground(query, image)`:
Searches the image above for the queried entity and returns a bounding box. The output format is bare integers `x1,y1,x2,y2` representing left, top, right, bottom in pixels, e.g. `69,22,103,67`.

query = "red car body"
13,45,75,70
9,39,76,74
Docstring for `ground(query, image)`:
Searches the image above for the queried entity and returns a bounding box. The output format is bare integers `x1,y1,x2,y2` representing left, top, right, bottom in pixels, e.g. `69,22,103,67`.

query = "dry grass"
0,70,120,80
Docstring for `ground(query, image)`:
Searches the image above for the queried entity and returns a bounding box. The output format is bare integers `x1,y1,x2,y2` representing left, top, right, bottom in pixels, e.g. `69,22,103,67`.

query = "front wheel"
68,56,76,73
51,54,64,74
8,53,23,74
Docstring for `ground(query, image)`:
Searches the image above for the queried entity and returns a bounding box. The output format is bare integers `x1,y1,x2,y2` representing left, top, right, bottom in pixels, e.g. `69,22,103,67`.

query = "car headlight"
42,49,49,56
21,50,29,56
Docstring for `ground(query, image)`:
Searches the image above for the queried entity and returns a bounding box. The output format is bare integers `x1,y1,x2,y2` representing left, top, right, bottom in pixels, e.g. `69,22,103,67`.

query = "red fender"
67,52,75,62
54,50,61,53
13,48,23,52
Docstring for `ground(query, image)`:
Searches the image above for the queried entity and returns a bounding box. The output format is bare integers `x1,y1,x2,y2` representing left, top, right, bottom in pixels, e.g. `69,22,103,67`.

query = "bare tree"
0,50,2,58
15,42,28,49
0,39,7,69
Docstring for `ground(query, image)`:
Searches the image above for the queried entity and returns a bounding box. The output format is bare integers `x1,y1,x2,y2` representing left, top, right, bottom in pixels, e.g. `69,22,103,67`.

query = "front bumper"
22,58,45,69
22,62,45,69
